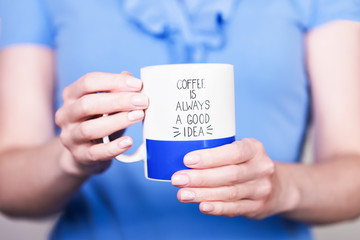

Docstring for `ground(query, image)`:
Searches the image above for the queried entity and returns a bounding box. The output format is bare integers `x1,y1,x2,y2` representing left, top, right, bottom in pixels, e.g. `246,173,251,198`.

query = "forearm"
0,138,89,218
278,157,360,224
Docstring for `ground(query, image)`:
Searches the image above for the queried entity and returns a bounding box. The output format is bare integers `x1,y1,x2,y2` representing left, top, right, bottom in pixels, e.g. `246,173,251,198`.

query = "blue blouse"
1,0,360,239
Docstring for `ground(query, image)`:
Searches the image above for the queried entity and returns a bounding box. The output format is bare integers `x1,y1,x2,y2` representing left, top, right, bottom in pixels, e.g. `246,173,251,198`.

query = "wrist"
58,147,93,179
274,163,301,214
58,144,112,179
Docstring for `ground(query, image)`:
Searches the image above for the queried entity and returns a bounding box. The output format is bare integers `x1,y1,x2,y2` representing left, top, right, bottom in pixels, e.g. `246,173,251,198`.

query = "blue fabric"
310,0,360,27
1,0,360,239
0,0,54,48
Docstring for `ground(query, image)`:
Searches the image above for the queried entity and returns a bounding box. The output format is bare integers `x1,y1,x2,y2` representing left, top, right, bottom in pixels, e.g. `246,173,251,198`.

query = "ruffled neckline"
122,0,238,62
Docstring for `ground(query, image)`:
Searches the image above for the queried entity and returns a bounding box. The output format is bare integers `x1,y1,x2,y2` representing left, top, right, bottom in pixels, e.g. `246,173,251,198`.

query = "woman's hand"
55,71,148,176
171,138,298,219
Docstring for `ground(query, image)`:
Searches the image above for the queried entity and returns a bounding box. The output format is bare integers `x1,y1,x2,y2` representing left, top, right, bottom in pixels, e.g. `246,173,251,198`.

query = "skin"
0,20,359,225
172,20,360,223
0,49,148,217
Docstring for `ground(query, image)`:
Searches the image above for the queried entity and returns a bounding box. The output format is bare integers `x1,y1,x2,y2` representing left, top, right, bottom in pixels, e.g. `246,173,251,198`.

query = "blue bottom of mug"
146,136,235,181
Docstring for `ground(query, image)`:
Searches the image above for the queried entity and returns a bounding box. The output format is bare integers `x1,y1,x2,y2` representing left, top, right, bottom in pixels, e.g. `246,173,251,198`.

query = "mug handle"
102,114,145,163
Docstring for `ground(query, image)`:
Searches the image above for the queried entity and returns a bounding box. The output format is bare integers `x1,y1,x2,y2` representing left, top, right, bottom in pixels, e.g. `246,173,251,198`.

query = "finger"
121,71,133,76
73,136,134,163
72,110,145,142
173,159,274,187
68,92,148,121
64,72,142,100
183,138,264,169
199,200,264,218
177,179,272,203
177,184,249,203
172,163,266,187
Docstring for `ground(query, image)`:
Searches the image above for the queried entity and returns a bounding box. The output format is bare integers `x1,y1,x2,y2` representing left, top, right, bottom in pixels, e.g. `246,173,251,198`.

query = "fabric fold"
122,0,238,62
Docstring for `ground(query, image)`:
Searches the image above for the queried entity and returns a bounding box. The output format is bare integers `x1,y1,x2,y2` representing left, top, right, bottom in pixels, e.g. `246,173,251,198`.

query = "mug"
104,63,236,181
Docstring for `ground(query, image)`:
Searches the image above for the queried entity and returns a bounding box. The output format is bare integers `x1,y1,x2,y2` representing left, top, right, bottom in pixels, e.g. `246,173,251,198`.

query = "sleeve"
309,0,360,29
0,0,54,49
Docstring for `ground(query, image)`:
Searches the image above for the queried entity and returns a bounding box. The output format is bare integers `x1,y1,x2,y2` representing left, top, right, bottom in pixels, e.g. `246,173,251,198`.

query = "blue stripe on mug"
146,136,236,181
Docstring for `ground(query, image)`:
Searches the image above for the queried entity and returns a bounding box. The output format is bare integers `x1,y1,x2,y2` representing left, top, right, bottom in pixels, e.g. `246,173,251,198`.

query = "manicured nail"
128,110,144,121
180,190,195,201
171,174,189,186
126,77,142,89
201,203,214,212
184,154,199,166
119,137,132,148
131,94,148,107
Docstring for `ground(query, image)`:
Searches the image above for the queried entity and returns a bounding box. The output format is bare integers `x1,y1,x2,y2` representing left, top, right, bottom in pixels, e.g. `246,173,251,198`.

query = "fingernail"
119,137,132,148
128,110,144,121
201,203,214,212
180,190,195,201
126,77,142,89
184,154,199,166
171,174,189,186
131,94,148,107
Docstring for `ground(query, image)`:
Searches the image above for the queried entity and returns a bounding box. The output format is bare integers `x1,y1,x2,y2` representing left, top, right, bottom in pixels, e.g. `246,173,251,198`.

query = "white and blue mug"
104,63,236,181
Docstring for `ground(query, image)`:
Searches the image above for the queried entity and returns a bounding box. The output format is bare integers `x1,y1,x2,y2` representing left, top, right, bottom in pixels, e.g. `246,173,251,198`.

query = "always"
175,100,210,111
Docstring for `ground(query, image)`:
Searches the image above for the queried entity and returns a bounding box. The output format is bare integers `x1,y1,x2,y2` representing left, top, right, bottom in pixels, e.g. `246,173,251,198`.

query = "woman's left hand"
171,138,296,219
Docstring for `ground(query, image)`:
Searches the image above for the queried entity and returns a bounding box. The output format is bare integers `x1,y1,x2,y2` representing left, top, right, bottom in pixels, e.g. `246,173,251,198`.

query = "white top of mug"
141,63,233,71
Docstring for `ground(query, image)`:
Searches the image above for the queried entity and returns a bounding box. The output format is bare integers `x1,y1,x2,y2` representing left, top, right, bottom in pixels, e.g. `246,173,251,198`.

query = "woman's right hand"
55,71,148,176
